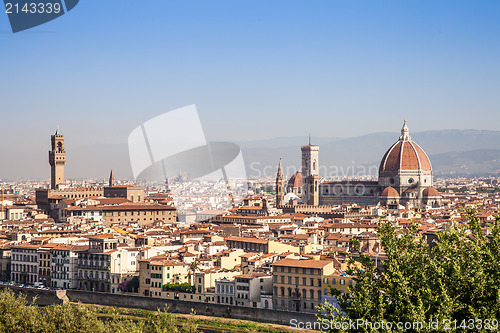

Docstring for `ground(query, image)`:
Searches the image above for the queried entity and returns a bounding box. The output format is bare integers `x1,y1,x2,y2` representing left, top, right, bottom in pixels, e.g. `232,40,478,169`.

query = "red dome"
381,186,400,197
379,122,432,173
288,172,302,188
423,187,440,197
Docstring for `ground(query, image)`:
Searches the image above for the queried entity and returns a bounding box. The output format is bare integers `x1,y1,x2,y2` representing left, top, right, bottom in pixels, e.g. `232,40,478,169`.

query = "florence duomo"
276,121,443,210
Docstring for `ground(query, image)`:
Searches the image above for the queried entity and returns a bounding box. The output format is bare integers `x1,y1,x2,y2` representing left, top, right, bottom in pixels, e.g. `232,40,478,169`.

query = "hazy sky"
1,1,500,179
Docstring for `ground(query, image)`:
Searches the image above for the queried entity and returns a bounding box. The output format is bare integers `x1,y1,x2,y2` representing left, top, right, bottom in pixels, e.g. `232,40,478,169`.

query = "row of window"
323,277,353,286
12,254,37,262
78,271,110,280
273,266,320,275
11,264,36,273
216,284,234,294
274,287,322,300
274,275,322,287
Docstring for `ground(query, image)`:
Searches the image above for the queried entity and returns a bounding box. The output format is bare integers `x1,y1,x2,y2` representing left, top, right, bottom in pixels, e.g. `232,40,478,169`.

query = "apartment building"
272,258,334,313
0,244,11,282
215,277,235,305
10,244,40,284
65,203,176,226
138,256,189,297
234,272,272,308
50,244,87,289
321,273,355,297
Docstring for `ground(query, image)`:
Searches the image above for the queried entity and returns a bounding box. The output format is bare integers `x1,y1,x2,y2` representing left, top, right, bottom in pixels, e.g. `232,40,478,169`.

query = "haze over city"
1,0,500,179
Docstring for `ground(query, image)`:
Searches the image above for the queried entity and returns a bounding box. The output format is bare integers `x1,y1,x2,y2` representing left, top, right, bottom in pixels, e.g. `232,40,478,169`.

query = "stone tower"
275,159,285,206
301,137,319,206
109,170,115,187
49,127,66,190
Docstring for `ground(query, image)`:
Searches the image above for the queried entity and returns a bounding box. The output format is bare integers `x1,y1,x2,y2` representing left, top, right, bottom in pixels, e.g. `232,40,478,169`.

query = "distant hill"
241,130,500,179
3,130,500,180
429,149,500,177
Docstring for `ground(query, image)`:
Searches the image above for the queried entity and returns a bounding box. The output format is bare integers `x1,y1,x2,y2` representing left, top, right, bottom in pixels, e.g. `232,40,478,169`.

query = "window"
340,279,345,285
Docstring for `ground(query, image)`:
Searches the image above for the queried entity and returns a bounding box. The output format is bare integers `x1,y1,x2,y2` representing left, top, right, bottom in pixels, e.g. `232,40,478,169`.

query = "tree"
187,261,199,285
319,208,500,332
0,288,199,332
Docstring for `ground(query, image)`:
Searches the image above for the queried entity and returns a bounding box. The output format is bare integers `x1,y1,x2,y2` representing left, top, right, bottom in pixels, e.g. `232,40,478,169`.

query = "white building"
50,244,87,289
234,272,273,308
10,244,40,284
215,277,235,305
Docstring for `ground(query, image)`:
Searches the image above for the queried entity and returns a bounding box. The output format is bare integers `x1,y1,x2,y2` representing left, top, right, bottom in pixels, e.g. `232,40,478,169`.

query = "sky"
1,0,500,179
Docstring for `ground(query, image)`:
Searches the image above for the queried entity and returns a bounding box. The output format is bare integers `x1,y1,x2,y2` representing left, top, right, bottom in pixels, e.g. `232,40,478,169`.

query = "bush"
0,289,198,332
162,283,195,293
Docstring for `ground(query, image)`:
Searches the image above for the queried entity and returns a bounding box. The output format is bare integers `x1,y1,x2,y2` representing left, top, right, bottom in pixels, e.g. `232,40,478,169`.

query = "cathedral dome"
379,121,432,173
288,172,302,188
381,186,399,198
423,187,440,197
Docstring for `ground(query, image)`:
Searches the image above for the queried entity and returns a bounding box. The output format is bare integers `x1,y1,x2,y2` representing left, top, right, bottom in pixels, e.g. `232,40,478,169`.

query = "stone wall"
0,285,67,305
66,290,318,326
0,286,320,326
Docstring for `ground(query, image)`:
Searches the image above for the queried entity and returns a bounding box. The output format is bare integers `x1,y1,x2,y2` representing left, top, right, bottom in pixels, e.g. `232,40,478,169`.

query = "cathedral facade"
276,121,442,209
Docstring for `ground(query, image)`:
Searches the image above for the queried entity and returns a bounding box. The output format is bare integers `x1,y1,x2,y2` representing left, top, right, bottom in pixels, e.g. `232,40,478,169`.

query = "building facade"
277,121,442,208
272,258,334,313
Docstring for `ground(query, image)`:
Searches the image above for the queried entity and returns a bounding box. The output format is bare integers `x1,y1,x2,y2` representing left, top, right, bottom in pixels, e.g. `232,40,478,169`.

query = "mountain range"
3,130,500,180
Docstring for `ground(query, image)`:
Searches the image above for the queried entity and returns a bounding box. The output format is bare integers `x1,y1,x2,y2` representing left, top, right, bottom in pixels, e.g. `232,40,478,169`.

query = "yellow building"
272,258,334,313
138,256,189,297
321,273,355,297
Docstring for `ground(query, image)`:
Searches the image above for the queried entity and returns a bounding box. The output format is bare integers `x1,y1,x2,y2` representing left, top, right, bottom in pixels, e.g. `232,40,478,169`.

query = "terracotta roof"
379,130,432,172
381,186,400,198
287,172,302,188
423,187,441,197
272,258,333,269
225,236,267,244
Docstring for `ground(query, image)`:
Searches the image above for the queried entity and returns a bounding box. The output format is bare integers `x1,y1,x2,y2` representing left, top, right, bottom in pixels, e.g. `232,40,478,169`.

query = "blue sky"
1,0,500,178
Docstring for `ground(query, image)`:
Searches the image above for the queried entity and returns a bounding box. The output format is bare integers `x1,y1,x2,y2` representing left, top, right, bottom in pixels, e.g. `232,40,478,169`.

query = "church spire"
399,120,411,141
275,158,285,207
109,169,115,187
277,158,284,180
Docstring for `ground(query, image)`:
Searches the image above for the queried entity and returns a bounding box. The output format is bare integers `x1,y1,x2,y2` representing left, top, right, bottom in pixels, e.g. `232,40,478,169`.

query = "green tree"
319,208,500,332
187,261,199,285
0,288,199,333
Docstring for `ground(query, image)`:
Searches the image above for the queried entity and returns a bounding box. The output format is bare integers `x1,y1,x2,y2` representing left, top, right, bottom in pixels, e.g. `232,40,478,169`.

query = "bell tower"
275,159,285,207
49,127,66,190
301,136,319,206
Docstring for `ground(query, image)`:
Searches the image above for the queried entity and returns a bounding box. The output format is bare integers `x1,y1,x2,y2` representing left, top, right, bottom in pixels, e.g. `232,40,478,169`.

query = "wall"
0,286,68,305
65,290,318,326
0,286,320,326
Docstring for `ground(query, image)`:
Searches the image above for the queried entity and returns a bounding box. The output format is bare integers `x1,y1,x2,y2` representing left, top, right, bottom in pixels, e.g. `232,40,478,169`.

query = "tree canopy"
319,209,500,332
